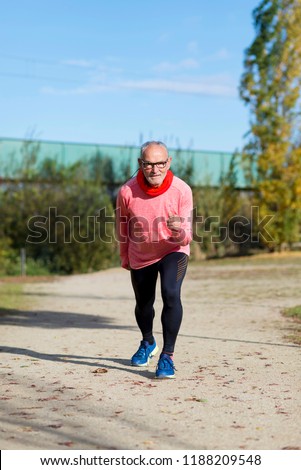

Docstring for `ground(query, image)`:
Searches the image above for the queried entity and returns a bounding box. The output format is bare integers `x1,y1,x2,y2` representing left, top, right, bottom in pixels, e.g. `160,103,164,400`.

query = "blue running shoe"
155,353,176,379
131,340,159,367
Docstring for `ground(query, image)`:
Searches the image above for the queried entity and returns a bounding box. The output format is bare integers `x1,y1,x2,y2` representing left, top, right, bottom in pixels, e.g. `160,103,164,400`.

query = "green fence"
0,137,247,188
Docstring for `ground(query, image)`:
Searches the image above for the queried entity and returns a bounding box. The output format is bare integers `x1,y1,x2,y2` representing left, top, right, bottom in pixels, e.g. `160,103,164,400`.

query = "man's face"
139,144,171,187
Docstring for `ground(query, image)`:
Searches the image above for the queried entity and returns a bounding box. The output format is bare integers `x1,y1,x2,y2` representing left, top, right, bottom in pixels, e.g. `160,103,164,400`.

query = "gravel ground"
1,254,301,450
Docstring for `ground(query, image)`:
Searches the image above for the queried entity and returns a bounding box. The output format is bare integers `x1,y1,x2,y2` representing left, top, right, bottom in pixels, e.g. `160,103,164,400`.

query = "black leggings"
130,252,188,354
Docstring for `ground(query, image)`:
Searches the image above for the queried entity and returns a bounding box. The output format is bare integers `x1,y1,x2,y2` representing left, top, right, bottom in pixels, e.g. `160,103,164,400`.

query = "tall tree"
240,0,301,250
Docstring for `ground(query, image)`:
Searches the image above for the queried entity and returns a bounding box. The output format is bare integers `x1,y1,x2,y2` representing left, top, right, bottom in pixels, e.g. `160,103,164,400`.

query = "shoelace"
134,342,148,358
159,356,176,370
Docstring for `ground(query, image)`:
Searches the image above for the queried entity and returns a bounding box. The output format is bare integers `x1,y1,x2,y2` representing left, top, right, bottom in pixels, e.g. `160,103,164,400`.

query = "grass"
191,250,301,267
0,282,26,312
282,305,301,345
282,305,301,321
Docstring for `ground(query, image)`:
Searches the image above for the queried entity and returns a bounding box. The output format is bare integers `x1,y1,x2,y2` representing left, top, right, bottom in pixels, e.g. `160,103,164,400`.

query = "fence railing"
0,137,247,188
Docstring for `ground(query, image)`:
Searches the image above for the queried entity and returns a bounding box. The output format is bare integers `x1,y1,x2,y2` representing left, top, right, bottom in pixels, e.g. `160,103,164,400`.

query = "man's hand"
167,213,182,232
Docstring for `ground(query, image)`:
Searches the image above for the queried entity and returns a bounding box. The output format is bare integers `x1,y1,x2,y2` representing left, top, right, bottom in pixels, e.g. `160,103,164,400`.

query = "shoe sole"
131,345,159,367
155,374,175,379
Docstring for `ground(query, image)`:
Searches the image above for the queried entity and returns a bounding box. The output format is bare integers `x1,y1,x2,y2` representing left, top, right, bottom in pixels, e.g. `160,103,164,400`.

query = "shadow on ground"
0,307,133,330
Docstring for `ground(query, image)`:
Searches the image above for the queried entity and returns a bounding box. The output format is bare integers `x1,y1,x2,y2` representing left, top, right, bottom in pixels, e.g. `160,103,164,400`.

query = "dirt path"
1,255,301,450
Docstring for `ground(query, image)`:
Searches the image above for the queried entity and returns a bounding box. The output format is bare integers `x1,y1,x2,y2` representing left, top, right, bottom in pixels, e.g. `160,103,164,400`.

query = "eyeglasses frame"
140,159,169,170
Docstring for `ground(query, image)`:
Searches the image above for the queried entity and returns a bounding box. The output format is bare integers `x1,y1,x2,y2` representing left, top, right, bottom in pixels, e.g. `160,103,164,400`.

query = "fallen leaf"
92,368,108,374
185,397,207,403
54,386,76,392
38,396,59,402
143,440,154,447
58,441,74,447
71,393,93,400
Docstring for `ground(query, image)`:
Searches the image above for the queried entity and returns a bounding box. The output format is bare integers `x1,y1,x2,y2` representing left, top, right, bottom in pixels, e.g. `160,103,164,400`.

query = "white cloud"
40,51,236,100
60,59,123,74
41,83,114,95
41,77,236,98
152,47,231,74
120,77,236,97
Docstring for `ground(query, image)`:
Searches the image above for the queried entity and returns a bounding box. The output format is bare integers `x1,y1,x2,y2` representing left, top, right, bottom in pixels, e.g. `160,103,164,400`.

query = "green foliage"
0,146,119,275
240,0,301,249
192,153,254,258
0,139,259,274
0,238,20,276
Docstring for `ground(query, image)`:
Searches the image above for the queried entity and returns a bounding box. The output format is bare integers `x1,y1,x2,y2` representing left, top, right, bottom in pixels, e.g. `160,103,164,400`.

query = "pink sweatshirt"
116,175,193,269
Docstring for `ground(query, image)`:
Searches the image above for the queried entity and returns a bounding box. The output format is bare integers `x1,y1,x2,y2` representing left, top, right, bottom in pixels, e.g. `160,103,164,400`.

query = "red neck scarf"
137,169,174,197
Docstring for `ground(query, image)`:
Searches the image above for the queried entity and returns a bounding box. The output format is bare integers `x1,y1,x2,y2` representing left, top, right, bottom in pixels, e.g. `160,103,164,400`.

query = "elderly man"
116,141,193,378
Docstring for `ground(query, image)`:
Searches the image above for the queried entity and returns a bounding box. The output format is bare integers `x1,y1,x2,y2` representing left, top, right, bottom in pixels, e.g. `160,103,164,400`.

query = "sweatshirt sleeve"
115,188,130,269
168,185,193,246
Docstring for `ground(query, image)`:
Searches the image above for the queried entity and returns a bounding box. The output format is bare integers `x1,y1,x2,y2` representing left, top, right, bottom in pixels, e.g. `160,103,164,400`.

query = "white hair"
140,141,168,159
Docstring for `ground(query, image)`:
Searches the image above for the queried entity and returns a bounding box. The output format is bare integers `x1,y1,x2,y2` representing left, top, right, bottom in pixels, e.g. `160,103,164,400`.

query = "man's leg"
159,252,188,354
130,262,159,344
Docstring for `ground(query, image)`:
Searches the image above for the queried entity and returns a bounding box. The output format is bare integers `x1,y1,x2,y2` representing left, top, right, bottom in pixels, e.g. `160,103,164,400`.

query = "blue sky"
0,0,259,152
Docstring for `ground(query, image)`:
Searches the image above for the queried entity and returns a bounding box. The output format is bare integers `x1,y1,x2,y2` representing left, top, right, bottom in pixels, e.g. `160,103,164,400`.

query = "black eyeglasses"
141,159,169,170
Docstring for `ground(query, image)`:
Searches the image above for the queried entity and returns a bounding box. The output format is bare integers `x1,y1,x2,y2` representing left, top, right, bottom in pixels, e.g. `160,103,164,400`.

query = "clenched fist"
167,213,182,232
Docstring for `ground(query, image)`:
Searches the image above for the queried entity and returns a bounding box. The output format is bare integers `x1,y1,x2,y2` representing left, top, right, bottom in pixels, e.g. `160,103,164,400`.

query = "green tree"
0,146,119,275
240,0,301,250
192,153,252,258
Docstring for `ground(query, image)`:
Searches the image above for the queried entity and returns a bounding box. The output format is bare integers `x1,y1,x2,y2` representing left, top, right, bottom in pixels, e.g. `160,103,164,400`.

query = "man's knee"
161,286,179,306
